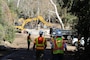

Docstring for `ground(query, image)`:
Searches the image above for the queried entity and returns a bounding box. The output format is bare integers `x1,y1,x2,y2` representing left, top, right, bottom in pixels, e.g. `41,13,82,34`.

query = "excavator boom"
15,16,52,31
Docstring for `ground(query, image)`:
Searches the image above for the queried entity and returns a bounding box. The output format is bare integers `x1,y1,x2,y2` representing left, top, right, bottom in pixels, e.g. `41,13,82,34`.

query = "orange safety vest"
35,37,45,50
53,40,64,50
53,37,64,54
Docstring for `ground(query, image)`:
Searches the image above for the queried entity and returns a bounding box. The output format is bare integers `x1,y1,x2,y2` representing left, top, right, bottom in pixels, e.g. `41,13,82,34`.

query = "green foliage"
56,0,77,29
8,0,16,13
4,25,15,43
65,13,77,23
71,0,90,55
7,0,18,21
0,0,15,43
0,24,4,40
0,1,2,20
0,2,4,40
71,0,90,36
0,21,15,43
57,0,74,10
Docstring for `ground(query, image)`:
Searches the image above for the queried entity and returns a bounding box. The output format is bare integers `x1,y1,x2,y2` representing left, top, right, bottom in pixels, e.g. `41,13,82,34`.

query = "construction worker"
27,33,31,50
51,29,67,60
33,30,47,60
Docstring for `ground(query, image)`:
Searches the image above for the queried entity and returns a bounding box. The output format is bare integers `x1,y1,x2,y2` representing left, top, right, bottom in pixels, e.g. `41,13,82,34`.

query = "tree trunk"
17,0,21,8
50,0,64,29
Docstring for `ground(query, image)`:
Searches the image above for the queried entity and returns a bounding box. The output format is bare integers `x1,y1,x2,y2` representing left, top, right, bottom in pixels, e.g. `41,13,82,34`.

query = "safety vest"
27,36,31,42
35,37,45,50
53,37,64,54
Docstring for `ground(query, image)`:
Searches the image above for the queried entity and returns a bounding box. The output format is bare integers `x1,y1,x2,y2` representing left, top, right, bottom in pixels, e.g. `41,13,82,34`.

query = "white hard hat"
52,32,56,37
57,32,62,36
39,30,43,35
52,32,56,35
56,29,62,36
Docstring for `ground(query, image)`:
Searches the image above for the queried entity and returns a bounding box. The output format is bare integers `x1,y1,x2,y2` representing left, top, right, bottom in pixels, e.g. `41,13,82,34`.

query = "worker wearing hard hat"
51,29,67,60
33,30,47,60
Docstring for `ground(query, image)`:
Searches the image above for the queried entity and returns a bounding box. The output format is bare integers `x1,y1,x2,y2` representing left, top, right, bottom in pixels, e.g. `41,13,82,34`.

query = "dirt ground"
10,33,76,51
0,33,77,60
1,33,89,60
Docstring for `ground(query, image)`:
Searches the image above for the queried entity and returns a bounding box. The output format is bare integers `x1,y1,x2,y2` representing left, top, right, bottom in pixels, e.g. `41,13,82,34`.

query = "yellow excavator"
15,16,52,31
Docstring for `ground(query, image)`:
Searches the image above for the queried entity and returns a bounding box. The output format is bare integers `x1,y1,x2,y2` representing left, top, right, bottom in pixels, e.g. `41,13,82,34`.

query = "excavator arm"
15,16,52,31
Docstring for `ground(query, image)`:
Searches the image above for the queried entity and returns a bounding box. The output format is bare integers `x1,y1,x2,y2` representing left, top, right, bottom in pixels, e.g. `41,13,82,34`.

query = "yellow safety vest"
53,37,64,54
35,37,45,50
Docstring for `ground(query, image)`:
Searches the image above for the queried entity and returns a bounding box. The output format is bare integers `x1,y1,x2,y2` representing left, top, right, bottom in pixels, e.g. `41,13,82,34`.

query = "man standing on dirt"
33,30,47,60
51,29,67,60
27,33,32,50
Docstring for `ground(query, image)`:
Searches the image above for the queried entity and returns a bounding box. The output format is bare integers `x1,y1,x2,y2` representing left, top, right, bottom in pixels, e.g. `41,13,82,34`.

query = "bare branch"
48,10,55,13
50,0,64,29
17,0,21,8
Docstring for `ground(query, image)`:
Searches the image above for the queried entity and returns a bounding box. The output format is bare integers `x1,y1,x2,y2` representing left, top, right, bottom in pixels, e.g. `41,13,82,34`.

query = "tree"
17,0,21,8
71,0,90,44
71,0,90,59
0,0,15,43
50,0,64,29
56,0,77,30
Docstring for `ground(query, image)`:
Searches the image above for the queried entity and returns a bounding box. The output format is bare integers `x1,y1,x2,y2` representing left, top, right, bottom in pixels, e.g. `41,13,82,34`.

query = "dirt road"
10,33,76,51
0,33,77,60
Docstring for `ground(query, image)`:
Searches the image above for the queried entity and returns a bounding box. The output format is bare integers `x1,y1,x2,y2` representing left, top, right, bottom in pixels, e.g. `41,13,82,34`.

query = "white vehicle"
72,37,78,46
79,37,85,46
72,37,85,46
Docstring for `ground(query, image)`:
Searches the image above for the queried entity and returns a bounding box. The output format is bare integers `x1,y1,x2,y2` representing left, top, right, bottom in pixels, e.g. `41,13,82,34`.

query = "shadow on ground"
0,45,90,60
